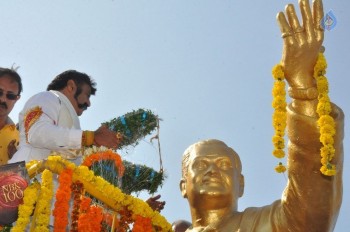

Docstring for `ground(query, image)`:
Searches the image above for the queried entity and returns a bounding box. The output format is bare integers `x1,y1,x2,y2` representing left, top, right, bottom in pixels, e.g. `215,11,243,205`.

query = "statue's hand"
277,0,324,88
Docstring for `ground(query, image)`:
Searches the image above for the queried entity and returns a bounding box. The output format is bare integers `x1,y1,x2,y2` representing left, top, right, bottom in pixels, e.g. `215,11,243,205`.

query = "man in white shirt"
10,69,119,165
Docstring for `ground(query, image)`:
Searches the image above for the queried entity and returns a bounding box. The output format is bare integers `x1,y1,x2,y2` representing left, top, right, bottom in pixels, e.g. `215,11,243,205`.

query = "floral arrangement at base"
21,155,172,232
82,146,165,195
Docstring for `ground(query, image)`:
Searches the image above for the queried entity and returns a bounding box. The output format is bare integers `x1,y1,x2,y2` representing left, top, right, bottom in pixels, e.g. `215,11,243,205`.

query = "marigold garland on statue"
313,52,336,176
271,52,336,176
271,64,287,173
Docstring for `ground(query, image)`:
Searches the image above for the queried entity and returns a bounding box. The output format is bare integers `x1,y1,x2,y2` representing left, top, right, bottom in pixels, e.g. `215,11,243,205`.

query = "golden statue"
177,0,344,231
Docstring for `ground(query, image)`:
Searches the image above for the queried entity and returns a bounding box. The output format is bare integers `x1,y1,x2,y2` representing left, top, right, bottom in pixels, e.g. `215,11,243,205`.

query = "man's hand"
277,0,324,88
94,125,121,149
7,139,18,160
146,194,165,212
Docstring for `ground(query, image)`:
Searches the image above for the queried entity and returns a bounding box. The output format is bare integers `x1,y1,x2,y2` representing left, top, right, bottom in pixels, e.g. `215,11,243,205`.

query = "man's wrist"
82,130,95,146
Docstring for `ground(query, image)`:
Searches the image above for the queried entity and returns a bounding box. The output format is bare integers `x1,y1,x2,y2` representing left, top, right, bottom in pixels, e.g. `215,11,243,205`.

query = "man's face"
71,83,91,116
182,143,241,208
0,76,20,119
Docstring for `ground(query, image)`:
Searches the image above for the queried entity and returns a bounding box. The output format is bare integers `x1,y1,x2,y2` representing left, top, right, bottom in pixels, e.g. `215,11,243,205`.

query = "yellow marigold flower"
275,163,286,173
273,111,287,123
321,145,336,158
317,101,332,115
316,76,329,93
320,124,336,136
321,157,328,165
318,94,330,104
320,165,327,173
272,135,285,149
272,81,286,96
314,53,327,78
273,149,285,158
272,96,287,109
321,163,336,176
324,169,336,176
272,64,285,80
318,115,335,128
272,117,287,132
320,133,334,145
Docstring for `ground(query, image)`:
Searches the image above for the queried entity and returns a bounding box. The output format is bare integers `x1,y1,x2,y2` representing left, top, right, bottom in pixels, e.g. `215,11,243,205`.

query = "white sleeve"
24,92,83,150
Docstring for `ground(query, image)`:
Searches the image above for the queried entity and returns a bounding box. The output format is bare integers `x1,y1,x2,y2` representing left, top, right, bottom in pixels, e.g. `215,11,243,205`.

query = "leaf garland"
102,109,159,149
121,160,165,195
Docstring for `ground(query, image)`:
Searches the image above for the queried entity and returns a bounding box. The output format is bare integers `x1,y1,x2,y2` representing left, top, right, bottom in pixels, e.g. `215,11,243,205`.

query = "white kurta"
10,90,83,165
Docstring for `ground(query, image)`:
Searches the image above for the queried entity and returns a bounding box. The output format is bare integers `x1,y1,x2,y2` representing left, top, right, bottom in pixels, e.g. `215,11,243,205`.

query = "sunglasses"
0,90,19,100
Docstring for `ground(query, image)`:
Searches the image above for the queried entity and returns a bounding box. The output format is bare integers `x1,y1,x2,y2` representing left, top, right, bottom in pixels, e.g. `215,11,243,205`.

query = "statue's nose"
206,163,220,174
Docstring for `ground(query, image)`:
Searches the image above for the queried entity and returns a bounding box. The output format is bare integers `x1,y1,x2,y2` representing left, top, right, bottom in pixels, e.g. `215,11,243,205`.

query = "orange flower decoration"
132,215,153,232
53,168,73,232
82,150,125,177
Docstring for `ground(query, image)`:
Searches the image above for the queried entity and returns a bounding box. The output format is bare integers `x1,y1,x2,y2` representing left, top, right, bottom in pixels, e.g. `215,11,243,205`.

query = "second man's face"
0,76,20,118
73,83,91,116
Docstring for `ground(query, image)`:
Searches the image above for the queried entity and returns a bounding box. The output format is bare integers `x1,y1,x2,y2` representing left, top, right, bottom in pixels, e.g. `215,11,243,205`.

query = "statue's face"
182,143,241,208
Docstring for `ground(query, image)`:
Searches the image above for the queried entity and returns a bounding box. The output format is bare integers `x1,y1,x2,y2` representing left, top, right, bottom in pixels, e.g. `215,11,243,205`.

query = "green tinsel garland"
121,160,165,195
102,109,159,150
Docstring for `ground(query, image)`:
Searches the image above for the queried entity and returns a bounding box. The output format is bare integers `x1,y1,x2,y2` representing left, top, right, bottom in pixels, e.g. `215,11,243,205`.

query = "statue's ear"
180,178,187,198
239,174,245,197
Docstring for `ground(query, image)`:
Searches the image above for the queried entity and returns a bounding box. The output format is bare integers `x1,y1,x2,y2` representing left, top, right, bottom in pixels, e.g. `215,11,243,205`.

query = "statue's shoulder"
239,201,281,231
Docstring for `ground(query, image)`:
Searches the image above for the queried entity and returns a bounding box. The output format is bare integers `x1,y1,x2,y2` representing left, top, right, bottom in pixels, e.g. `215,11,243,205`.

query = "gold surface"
179,0,344,231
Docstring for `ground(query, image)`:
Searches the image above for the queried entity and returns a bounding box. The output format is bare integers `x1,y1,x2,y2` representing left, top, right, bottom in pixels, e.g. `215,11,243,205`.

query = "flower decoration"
24,155,172,231
11,181,41,232
132,215,152,232
70,181,84,232
313,52,336,176
271,64,287,173
271,52,336,176
82,148,125,179
31,169,54,232
53,168,73,231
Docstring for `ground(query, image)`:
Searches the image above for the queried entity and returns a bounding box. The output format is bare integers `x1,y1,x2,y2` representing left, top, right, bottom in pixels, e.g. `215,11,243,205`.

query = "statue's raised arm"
177,1,344,232
276,0,344,231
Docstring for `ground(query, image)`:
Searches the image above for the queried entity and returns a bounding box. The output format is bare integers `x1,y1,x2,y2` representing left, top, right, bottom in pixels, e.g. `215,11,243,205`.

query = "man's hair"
181,139,242,179
0,67,23,95
47,70,97,95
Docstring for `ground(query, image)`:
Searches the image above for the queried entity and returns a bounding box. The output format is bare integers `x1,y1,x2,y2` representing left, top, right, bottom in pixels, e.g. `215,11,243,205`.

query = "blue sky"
1,0,349,231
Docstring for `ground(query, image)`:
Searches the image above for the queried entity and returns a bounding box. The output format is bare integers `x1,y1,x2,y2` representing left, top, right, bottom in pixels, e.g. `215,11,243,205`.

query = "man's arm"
24,92,120,151
24,92,83,150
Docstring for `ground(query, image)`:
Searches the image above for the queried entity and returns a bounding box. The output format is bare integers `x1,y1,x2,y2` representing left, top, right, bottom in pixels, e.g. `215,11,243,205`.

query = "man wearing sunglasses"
0,68,22,165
